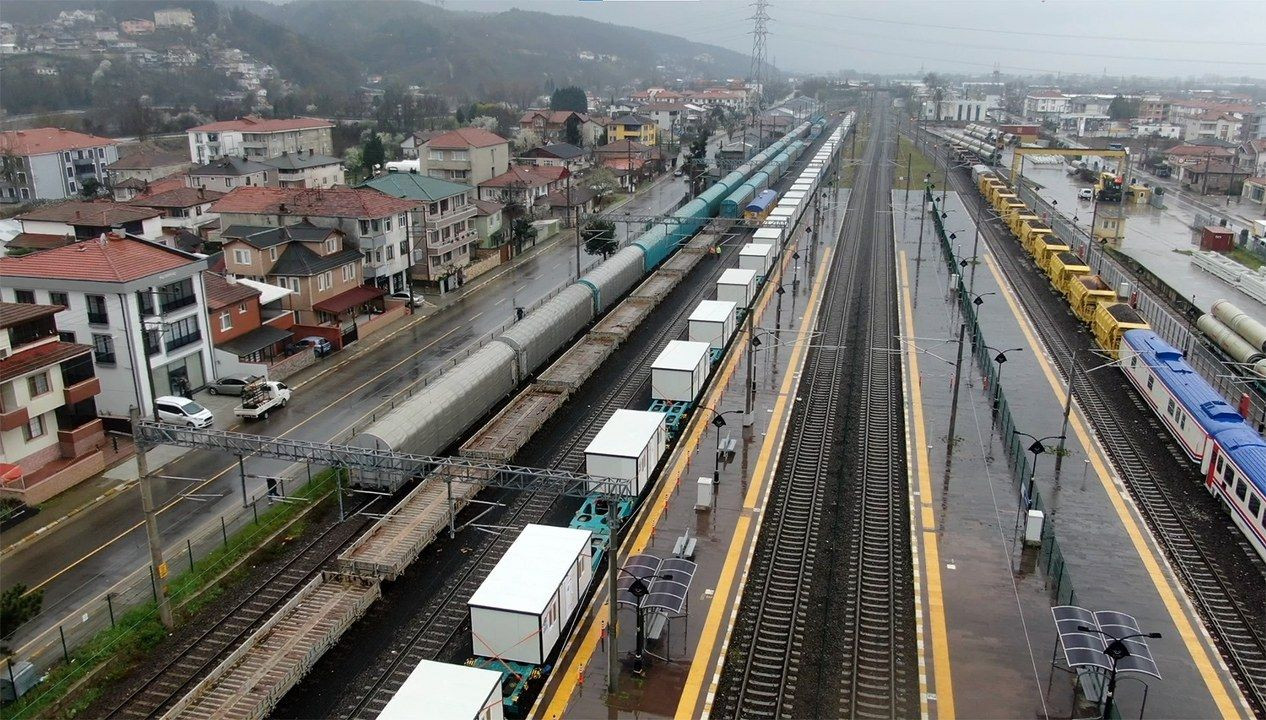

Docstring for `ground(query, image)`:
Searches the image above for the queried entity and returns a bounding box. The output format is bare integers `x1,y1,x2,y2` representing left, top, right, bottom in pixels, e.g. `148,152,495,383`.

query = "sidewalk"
0,172,684,557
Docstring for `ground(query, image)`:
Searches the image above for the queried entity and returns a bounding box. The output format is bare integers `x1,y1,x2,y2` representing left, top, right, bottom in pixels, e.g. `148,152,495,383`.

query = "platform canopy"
617,554,698,616
1051,606,1161,678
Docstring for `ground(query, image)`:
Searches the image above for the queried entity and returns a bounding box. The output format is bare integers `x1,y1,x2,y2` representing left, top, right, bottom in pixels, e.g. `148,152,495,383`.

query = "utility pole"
133,406,174,630
946,320,967,458
606,507,621,693
904,153,912,206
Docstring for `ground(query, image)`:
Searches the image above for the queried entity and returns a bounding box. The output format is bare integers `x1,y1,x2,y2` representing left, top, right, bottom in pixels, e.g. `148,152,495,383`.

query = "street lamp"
619,567,675,675
985,345,1024,410
1013,431,1065,509
1076,625,1162,720
744,328,776,426
1052,348,1120,476
707,409,743,484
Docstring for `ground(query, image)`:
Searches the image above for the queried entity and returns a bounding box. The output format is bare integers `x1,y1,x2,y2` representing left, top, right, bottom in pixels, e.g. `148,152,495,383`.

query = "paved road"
4,175,687,650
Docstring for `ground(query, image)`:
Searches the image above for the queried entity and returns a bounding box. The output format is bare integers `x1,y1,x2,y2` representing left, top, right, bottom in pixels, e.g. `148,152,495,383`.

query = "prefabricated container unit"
378,660,505,720
768,206,797,229
783,190,808,205
689,299,738,350
717,268,759,307
739,243,776,275
468,524,594,666
752,226,785,248
651,340,712,403
585,409,668,495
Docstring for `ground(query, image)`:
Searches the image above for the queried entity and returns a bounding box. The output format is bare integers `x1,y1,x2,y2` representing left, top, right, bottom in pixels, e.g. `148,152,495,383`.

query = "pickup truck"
233,380,291,421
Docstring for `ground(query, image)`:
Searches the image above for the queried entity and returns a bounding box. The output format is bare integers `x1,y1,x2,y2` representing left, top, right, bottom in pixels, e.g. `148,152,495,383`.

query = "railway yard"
11,95,1266,720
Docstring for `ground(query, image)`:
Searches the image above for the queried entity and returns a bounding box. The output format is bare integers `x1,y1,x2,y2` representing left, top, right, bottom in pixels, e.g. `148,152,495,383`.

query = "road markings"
983,253,1244,718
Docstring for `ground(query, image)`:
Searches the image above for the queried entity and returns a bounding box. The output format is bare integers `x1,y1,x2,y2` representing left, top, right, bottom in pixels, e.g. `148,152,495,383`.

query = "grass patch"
895,135,938,191
4,470,340,720
838,122,869,188
1225,247,1265,271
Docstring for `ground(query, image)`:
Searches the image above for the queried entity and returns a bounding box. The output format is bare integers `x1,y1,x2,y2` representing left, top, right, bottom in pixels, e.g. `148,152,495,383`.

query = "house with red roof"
420,128,510,185
476,165,568,209
15,200,165,244
0,234,214,421
0,128,120,203
185,115,334,164
0,301,106,505
518,110,604,147
128,186,225,233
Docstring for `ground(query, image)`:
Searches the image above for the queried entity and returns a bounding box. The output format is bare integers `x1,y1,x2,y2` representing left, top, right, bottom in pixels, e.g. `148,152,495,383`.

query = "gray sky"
449,0,1266,80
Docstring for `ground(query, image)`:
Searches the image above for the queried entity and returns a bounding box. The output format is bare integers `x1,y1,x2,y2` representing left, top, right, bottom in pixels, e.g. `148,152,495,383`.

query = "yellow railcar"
1092,302,1149,357
1068,275,1119,323
1046,251,1091,292
1032,235,1071,272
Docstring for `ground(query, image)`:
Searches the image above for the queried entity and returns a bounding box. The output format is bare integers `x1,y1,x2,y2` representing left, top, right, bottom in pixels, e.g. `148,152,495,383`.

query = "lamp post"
708,409,743,484
618,568,674,675
1013,431,1065,509
1076,625,1162,720
985,345,1024,410
1053,349,1120,476
744,328,774,427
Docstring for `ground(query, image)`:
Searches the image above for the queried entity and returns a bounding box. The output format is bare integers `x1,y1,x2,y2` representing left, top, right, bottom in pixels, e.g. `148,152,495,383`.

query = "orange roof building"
0,128,121,203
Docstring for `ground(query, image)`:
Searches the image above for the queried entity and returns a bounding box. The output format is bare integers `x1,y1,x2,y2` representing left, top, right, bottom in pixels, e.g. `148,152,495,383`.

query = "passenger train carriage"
1119,329,1266,560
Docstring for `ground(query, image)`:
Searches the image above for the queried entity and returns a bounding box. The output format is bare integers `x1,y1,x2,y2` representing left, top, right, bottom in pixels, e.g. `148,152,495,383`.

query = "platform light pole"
617,567,674,675
1013,431,1065,509
1052,349,1119,476
707,409,742,484
1076,625,1162,720
744,328,773,427
985,345,1024,410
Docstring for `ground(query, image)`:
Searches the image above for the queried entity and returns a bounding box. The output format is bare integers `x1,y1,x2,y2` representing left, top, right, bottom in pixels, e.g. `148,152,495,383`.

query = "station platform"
893,190,1249,719
533,188,850,719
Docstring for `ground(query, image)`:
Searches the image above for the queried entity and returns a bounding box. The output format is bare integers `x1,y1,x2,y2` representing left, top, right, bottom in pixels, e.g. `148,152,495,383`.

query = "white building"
259,151,345,189
0,235,214,420
1023,91,1070,119
15,201,165,243
185,116,334,164
0,128,120,203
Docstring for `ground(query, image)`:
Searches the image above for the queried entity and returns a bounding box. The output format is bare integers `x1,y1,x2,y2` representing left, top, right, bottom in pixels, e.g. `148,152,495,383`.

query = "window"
97,147,104,158
386,245,394,260
20,188,29,200
1250,492,1261,519
1235,478,1247,501
428,150,444,162
63,152,71,162
226,177,235,188
371,219,381,232
374,248,383,263
219,312,232,331
67,182,76,193
238,302,248,314
164,316,201,351
48,291,68,308
159,278,196,313
1179,412,1187,430
1166,398,1175,417
92,333,115,364
28,372,50,397
1146,374,1154,391
398,213,407,226
14,289,34,304
342,264,354,282
17,171,26,184
86,295,108,324
384,217,392,232
22,414,46,442
269,247,277,261
233,249,252,265
326,237,337,253
66,167,74,178
317,273,328,292
1130,356,1137,368
359,220,370,236
399,241,408,256
59,331,76,343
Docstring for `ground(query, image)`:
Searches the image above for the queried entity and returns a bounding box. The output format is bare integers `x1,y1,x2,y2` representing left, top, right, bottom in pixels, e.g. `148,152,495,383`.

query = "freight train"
964,165,1266,563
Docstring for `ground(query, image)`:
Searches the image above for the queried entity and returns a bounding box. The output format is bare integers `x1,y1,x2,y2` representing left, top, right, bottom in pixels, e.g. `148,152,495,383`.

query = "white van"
155,396,214,428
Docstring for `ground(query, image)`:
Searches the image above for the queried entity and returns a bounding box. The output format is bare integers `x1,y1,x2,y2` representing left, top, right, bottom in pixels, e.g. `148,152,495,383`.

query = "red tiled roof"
188,115,332,133
0,234,197,284
8,232,74,250
312,284,385,314
1166,145,1235,158
0,301,62,329
17,200,161,225
472,199,504,216
519,110,591,126
0,341,92,383
1245,176,1266,186
210,186,417,218
426,128,508,149
203,272,259,309
0,128,119,156
478,165,568,189
128,187,224,209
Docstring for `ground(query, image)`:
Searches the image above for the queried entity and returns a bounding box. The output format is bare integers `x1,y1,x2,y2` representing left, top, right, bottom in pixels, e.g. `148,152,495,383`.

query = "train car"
1021,225,1054,256
1118,330,1266,562
1000,199,1028,227
1046,251,1091,291
1197,314,1265,367
379,660,505,720
1211,299,1266,353
577,247,645,315
1092,302,1149,357
1019,218,1053,250
1009,212,1041,239
1032,235,1072,273
744,189,780,221
1068,275,1118,322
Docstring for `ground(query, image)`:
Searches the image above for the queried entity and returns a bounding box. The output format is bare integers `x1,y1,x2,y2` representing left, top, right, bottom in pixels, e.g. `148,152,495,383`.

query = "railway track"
335,229,757,719
939,157,1266,714
97,502,372,719
714,98,918,719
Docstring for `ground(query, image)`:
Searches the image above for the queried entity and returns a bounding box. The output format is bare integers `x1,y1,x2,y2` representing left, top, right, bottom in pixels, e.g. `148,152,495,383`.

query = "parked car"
1078,187,1095,200
290,335,333,358
234,380,291,421
155,395,214,428
390,292,426,308
206,373,261,396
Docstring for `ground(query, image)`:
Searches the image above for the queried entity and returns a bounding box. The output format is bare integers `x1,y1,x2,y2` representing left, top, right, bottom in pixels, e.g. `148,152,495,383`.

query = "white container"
716,268,758,307
585,409,668,495
651,340,711,403
752,226,784,247
379,660,504,720
468,524,593,666
739,243,775,275
696,476,713,509
1024,509,1045,546
688,299,737,350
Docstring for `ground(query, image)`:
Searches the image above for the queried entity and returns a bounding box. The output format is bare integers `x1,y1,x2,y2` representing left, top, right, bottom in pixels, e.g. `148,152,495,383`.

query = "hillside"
240,0,758,100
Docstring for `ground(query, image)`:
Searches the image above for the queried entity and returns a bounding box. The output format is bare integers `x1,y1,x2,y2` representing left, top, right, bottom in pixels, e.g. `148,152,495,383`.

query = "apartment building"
606,114,658,145
0,234,214,420
186,116,334,164
0,301,105,502
477,165,568,210
0,128,120,203
361,173,477,292
105,147,191,185
260,151,345,189
1023,90,1070,119
127,187,223,232
187,157,272,191
518,110,604,147
15,200,165,243
420,128,510,185
212,186,418,294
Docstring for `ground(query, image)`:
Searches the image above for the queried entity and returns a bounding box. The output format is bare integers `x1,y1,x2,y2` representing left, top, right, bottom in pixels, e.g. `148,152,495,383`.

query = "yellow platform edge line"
982,253,1244,719
898,250,956,720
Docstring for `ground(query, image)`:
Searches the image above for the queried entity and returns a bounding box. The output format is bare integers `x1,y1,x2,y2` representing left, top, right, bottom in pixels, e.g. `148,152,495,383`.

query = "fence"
3,463,339,717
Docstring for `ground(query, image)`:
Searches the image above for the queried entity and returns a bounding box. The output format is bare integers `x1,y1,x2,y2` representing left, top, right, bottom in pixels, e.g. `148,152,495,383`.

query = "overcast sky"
451,0,1266,80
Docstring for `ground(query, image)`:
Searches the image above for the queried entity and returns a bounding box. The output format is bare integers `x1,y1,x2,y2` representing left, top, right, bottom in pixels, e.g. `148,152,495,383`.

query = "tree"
563,115,582,147
512,216,537,252
1,583,42,644
550,86,588,113
79,177,103,198
514,129,542,152
586,168,620,201
1108,94,1139,121
470,115,499,133
583,219,618,258
923,72,946,122
361,134,386,176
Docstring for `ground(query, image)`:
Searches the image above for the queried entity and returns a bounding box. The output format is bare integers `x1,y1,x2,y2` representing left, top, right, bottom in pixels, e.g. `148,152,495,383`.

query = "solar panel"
616,555,699,615
1051,606,1161,679
617,555,661,609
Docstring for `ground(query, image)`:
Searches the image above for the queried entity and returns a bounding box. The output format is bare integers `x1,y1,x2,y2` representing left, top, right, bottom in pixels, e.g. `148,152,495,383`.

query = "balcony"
63,376,101,405
426,228,478,257
421,204,476,229
0,406,29,432
160,293,197,314
165,329,202,353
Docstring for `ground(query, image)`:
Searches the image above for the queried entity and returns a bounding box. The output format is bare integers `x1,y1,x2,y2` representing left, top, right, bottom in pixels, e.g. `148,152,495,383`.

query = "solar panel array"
1051,606,1161,678
617,554,698,616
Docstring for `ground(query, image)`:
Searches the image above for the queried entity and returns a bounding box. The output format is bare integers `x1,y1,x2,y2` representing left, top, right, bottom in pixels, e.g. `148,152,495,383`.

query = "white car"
1078,187,1095,200
155,395,214,428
